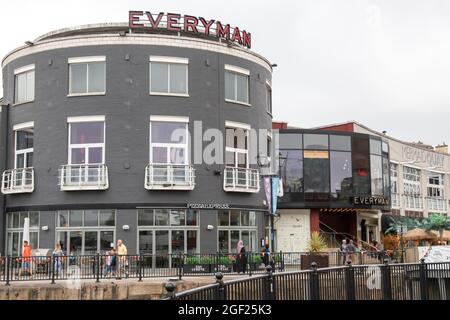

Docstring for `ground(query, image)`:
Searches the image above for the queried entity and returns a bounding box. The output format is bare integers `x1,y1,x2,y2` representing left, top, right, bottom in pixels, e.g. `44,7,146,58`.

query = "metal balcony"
59,164,109,191
1,168,34,194
223,166,260,193
145,164,195,190
391,193,401,209
403,195,424,211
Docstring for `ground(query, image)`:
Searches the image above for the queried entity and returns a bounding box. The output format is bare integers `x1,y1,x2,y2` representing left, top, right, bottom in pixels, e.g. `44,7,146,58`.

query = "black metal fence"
165,260,450,300
0,250,404,284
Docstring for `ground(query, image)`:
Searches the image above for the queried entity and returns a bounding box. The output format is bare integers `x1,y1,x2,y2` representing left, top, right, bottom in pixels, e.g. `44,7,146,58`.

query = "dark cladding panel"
352,135,371,196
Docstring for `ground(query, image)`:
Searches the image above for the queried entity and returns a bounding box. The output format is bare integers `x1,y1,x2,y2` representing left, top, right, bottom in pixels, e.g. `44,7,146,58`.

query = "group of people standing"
339,239,383,265
235,240,273,274
50,239,129,278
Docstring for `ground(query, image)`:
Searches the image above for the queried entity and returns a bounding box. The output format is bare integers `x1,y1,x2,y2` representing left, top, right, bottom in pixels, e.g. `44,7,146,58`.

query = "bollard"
345,260,355,300
138,254,143,282
164,281,177,300
96,253,100,283
265,265,274,300
215,272,225,300
5,256,10,286
419,258,428,300
51,255,56,284
309,262,320,300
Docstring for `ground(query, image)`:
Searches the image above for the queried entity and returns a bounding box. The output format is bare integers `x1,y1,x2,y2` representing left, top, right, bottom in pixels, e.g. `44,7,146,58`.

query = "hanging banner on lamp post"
271,176,279,215
264,176,272,213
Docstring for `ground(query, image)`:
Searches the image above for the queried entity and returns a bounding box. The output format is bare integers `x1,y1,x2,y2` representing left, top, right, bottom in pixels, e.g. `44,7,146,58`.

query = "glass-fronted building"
274,126,391,252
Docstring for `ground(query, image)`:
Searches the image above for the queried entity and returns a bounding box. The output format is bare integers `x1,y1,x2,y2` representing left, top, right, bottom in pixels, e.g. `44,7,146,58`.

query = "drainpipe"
0,101,9,255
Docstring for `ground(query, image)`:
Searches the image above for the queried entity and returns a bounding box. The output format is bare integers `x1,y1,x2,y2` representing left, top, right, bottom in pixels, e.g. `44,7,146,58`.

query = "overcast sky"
1,0,449,146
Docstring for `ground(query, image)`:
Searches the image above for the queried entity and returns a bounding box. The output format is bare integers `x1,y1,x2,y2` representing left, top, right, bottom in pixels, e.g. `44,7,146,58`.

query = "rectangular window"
69,56,106,95
403,166,421,196
225,122,250,168
279,134,303,149
14,124,34,168
304,134,328,150
279,149,303,193
390,163,398,194
330,151,352,199
370,154,383,196
14,65,35,104
330,135,351,151
266,81,272,113
225,65,250,105
427,173,444,198
68,120,105,165
304,150,330,193
150,117,189,165
352,135,371,195
150,56,188,95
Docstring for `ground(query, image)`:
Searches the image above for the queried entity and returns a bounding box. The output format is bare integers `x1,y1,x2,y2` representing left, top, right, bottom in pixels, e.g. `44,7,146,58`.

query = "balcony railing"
59,164,109,191
1,168,34,194
145,164,195,190
426,197,448,213
391,193,401,208
223,166,260,193
403,195,423,211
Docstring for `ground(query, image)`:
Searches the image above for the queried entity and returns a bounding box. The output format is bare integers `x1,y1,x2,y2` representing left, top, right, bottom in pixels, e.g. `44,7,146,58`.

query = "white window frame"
149,116,189,165
67,117,106,165
14,64,35,105
68,56,106,96
403,166,421,196
427,172,445,199
14,122,34,169
224,64,251,106
149,56,189,97
225,121,250,169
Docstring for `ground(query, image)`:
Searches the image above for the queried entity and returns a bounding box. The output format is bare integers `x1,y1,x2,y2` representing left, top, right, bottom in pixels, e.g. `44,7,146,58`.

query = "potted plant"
215,255,233,273
301,232,329,270
247,253,263,271
183,255,214,273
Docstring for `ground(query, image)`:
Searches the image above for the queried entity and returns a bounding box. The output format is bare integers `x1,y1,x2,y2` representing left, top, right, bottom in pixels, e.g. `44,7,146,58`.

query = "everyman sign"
129,11,252,49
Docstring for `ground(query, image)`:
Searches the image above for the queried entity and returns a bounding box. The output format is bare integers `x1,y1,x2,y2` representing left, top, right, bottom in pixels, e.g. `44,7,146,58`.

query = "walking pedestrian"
236,240,247,274
52,243,64,277
347,239,356,264
116,239,128,279
19,240,32,277
340,239,348,265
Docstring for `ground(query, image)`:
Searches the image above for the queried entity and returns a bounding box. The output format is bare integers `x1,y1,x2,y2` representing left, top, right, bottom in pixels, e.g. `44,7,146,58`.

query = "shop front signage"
352,196,389,206
129,11,252,49
187,203,230,209
402,146,445,168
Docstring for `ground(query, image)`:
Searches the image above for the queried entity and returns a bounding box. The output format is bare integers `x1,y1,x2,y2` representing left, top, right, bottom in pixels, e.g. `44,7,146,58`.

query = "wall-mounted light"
207,225,214,230
25,41,34,46
122,225,130,231
41,226,49,231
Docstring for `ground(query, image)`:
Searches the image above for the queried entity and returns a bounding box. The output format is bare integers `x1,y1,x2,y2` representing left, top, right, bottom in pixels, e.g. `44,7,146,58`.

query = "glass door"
155,230,169,267
84,231,98,255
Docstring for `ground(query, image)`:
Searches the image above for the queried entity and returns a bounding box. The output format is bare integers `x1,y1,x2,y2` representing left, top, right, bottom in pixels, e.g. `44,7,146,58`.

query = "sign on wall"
418,246,450,263
402,146,445,168
352,196,390,206
129,11,252,49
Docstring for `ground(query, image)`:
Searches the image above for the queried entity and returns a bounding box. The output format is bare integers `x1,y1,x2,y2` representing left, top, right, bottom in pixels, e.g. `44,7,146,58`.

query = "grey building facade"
0,23,273,257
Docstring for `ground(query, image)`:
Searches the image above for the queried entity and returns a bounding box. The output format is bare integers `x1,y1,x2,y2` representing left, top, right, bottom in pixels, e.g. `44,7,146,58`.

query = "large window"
69,56,106,95
150,116,188,165
68,119,105,165
427,173,444,198
137,209,199,257
304,150,330,193
279,150,303,193
352,135,371,195
390,163,398,194
150,56,188,96
330,151,352,199
6,211,39,256
218,210,257,253
370,139,383,196
14,123,34,169
14,64,35,104
56,210,115,255
225,65,250,105
403,166,421,196
225,123,249,168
